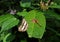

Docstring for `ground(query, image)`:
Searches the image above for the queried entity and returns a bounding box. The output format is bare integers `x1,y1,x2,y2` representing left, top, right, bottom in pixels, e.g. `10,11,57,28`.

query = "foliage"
0,0,60,42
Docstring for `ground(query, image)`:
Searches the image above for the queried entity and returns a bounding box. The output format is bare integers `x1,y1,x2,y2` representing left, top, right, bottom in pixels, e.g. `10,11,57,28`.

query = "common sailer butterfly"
18,18,28,32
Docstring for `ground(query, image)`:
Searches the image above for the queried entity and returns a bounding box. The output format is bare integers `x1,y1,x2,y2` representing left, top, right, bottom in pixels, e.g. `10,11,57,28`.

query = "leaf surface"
25,10,46,38
0,16,19,33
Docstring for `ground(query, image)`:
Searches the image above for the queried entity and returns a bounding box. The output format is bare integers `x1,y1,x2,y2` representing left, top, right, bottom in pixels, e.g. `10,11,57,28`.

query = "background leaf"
0,17,19,33
17,10,28,17
3,33,11,42
20,2,31,8
44,10,60,20
49,5,60,9
0,14,15,26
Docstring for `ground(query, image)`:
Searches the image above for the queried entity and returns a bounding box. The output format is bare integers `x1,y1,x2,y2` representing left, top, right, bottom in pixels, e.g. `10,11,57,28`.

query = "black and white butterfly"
18,18,28,32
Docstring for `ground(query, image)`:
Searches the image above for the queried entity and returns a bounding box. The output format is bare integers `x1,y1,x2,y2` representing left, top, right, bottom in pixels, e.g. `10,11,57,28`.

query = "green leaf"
49,5,60,9
0,17,19,33
20,2,31,8
0,14,15,26
0,30,15,42
25,10,46,38
0,32,5,41
0,31,10,41
6,33,15,42
17,10,28,17
53,0,60,4
3,33,11,42
49,2,60,9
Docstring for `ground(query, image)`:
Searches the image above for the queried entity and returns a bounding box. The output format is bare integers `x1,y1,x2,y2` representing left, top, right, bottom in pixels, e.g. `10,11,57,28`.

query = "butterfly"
18,18,28,32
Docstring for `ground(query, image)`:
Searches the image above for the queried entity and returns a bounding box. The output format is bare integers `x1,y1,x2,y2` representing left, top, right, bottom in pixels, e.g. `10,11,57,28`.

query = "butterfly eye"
18,18,28,32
